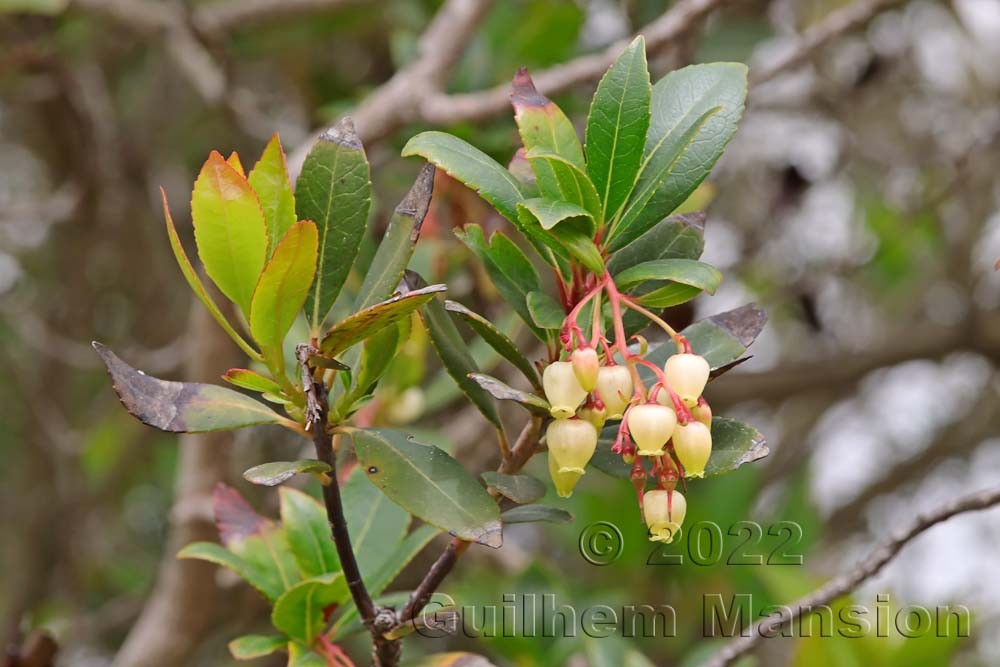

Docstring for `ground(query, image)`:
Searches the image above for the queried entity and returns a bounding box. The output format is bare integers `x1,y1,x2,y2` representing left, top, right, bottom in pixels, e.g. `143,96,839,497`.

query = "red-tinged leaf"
161,189,261,360
319,284,446,357
223,368,283,395
226,151,245,176
94,342,290,433
192,151,268,315
214,482,270,545
249,133,297,256
249,220,319,363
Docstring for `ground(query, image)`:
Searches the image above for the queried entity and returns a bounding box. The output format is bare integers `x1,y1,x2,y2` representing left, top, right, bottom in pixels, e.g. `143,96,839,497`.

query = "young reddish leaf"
223,368,283,395
226,151,245,176
585,36,651,222
249,220,319,364
249,133,297,256
161,189,261,360
191,151,268,315
94,342,291,433
296,117,372,332
214,482,271,545
511,69,588,207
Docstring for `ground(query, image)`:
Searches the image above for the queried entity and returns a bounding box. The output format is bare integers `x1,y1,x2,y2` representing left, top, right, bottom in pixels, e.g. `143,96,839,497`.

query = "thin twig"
703,485,1000,667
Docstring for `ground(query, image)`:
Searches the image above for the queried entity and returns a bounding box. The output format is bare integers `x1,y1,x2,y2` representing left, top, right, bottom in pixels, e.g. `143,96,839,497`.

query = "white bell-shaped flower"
663,353,710,407
643,489,686,543
543,361,588,419
626,403,676,456
570,347,600,392
596,365,633,419
672,421,712,478
546,418,598,474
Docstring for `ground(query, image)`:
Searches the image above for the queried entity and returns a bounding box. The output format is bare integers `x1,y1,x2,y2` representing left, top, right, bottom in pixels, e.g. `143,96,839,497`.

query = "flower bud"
672,421,712,478
570,347,600,392
643,489,686,543
577,404,607,431
663,353,710,407
626,403,677,457
691,398,712,427
596,365,633,419
548,449,582,498
543,361,588,419
546,418,598,474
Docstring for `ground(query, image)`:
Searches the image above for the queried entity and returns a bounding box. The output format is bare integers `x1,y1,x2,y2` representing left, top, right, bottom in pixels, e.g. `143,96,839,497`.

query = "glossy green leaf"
616,258,721,296
591,417,768,480
468,373,550,415
288,642,325,667
525,290,565,329
481,472,546,504
319,284,446,357
524,148,602,220
510,69,586,203
271,572,347,645
402,131,524,223
191,151,268,315
350,320,401,400
243,460,331,487
222,368,283,395
501,504,574,524
347,428,502,547
94,343,288,433
585,36,651,221
161,189,261,360
228,634,287,660
518,197,594,234
444,300,540,388
177,542,270,595
280,488,339,578
354,164,435,311
607,212,705,274
609,63,747,251
416,278,502,429
249,220,318,363
455,225,545,340
248,133,297,256
343,459,411,575
296,117,372,330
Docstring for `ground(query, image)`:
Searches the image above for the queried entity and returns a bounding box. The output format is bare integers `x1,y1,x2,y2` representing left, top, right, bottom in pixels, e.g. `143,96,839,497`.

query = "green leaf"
615,258,721,301
525,290,565,329
585,36,651,222
287,642,325,667
516,200,604,273
607,212,705,274
501,504,574,524
481,472,546,504
280,488,340,578
319,284,446,357
591,417,768,480
364,524,440,596
455,225,545,340
271,573,347,645
444,300,540,389
342,463,410,576
524,148,601,220
222,368,283,395
347,428,502,547
249,220,318,365
94,343,288,433
228,634,287,660
402,131,524,223
161,190,261,360
177,542,267,593
248,133,297,256
414,276,503,429
510,69,587,206
243,460,331,487
296,117,373,330
609,63,748,251
354,164,435,311
468,373,550,415
191,151,268,315
647,303,767,370
350,320,401,400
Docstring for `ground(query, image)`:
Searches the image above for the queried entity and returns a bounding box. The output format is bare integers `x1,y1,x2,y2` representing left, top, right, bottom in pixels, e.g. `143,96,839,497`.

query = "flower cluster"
542,272,714,543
